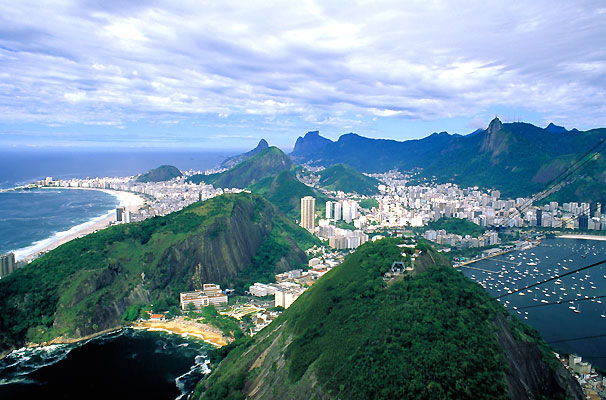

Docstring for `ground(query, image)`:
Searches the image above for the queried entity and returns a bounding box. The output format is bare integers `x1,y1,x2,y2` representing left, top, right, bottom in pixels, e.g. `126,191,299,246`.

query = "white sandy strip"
558,234,606,241
13,188,146,262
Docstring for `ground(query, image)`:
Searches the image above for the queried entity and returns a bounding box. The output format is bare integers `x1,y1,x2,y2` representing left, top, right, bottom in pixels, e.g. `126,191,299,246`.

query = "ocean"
0,329,212,400
459,237,606,370
0,189,120,257
0,149,231,190
0,150,230,257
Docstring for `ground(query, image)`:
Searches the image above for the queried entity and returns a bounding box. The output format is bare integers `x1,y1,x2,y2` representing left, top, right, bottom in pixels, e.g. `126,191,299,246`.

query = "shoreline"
11,187,146,262
557,234,606,241
132,316,228,347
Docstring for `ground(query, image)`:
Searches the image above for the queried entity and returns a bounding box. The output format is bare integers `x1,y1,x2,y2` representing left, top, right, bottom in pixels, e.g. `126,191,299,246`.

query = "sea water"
0,329,212,400
0,189,120,257
459,237,606,370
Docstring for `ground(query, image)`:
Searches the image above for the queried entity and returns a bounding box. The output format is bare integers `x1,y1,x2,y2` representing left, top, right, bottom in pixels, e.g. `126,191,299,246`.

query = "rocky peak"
480,117,507,154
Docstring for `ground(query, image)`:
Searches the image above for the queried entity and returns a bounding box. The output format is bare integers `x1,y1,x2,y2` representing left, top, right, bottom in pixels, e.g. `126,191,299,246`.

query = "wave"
6,188,124,261
174,355,211,400
0,344,74,385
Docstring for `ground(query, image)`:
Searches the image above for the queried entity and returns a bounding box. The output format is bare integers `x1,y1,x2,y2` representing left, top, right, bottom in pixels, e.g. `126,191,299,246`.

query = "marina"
458,237,606,370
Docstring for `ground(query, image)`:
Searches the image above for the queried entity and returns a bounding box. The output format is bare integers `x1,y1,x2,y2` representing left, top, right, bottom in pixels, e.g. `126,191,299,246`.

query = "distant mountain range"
289,120,606,203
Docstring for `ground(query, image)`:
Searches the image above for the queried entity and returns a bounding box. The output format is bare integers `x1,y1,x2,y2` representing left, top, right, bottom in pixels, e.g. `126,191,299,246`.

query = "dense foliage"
188,147,293,189
136,165,182,182
250,171,328,220
318,163,379,195
0,193,313,349
197,239,536,400
423,217,485,237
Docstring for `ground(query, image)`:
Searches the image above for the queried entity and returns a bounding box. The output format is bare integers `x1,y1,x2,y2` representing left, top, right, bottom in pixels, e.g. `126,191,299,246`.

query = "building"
326,201,332,219
180,284,228,310
300,196,316,231
249,283,279,297
0,252,16,278
274,283,306,309
579,214,589,230
536,209,542,227
116,207,125,223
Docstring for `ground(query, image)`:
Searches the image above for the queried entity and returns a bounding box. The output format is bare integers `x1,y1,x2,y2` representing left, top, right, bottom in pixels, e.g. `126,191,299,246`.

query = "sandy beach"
133,317,228,347
16,188,146,262
558,234,606,241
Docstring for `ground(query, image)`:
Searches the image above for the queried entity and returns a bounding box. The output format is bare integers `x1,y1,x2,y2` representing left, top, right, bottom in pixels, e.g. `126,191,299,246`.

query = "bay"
459,237,606,370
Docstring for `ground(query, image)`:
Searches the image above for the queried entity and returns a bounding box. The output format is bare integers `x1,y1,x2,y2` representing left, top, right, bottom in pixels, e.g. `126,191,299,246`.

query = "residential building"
301,196,316,231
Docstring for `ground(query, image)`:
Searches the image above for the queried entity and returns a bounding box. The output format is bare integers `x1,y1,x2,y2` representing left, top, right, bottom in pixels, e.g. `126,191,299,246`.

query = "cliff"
0,193,314,351
194,239,582,400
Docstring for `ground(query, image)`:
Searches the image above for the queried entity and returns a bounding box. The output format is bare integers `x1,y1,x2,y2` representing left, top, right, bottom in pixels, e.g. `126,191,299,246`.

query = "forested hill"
194,239,582,400
220,139,269,169
289,120,606,203
136,165,182,182
318,163,380,195
188,147,293,189
0,193,316,352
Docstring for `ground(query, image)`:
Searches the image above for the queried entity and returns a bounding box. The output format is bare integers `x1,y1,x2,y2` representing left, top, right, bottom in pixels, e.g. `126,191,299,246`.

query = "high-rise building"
342,201,352,223
578,214,589,230
536,209,542,227
0,252,16,278
116,207,125,222
300,196,316,231
326,201,332,219
334,202,342,220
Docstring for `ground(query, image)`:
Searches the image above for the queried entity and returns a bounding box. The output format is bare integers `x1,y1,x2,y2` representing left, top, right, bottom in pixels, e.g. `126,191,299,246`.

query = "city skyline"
0,1,605,150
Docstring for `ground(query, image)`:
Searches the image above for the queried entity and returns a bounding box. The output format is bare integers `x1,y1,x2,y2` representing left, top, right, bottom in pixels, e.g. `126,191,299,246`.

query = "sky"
0,0,604,151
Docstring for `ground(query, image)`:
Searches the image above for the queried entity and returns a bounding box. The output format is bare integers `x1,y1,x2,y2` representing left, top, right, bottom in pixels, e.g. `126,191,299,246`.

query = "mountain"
188,147,293,189
292,130,458,173
221,139,269,169
194,239,582,400
545,123,568,133
421,118,606,202
250,171,329,220
318,163,380,195
290,131,332,159
136,165,182,182
0,193,315,352
291,121,606,203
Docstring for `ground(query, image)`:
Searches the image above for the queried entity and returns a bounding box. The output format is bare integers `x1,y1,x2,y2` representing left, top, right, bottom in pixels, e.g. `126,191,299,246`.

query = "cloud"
0,0,604,147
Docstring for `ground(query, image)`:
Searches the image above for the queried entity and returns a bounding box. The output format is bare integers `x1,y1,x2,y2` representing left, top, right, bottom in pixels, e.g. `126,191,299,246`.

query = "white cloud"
0,0,604,144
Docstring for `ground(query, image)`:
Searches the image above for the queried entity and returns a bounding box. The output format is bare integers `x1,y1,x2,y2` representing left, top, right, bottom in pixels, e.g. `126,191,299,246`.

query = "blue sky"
0,1,605,151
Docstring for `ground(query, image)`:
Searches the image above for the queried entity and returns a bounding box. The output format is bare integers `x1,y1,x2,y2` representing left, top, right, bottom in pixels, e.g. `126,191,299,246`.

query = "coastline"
13,187,146,262
132,317,228,347
558,234,606,241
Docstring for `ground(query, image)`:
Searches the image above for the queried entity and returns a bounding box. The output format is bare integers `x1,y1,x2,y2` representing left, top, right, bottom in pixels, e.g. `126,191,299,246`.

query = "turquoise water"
0,189,119,257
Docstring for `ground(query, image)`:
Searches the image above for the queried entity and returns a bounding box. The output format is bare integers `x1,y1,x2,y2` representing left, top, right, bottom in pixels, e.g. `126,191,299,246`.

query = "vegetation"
196,239,571,400
188,305,242,338
249,171,328,220
0,193,313,350
318,163,380,195
422,217,485,237
188,147,293,189
220,138,268,169
358,198,379,210
136,165,182,182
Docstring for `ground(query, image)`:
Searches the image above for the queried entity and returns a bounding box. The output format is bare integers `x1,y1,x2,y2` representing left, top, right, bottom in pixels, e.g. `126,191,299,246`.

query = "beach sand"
558,234,606,241
19,188,146,262
133,317,228,347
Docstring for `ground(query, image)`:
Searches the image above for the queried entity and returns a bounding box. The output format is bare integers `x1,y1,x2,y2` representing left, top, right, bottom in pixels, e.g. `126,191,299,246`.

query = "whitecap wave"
0,344,73,385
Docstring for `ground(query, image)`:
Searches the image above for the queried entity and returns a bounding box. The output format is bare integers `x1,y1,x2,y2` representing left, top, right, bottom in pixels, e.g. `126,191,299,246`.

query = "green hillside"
195,239,581,400
250,171,329,220
318,163,379,195
423,217,485,237
188,147,293,189
0,193,315,351
136,165,182,182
